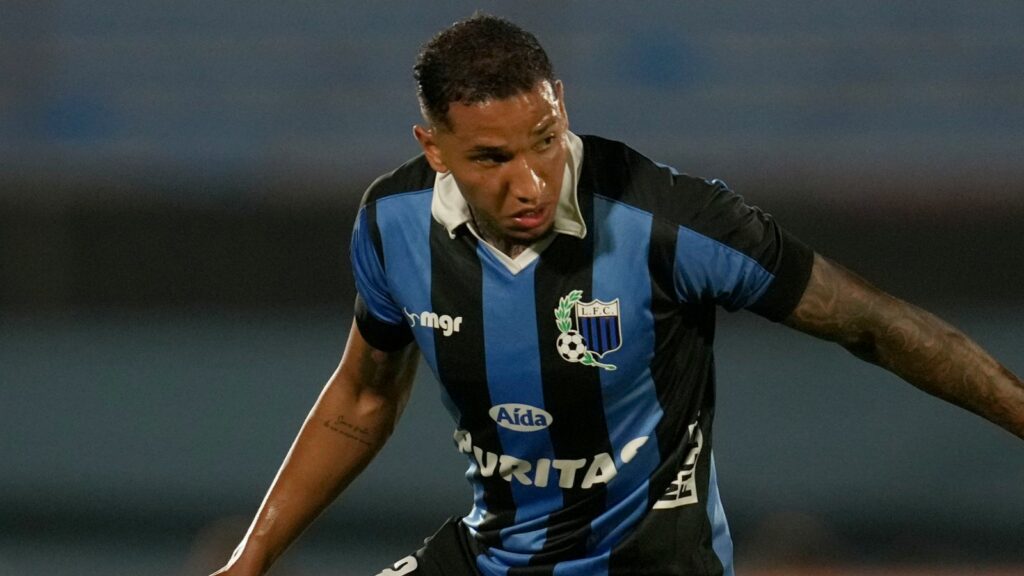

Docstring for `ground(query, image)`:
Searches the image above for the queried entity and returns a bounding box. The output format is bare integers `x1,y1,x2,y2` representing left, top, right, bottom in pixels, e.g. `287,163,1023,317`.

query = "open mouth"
510,206,549,231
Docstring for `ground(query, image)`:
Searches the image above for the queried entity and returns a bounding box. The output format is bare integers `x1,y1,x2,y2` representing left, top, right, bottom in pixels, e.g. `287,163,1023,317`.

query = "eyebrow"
531,119,556,135
465,119,559,156
467,145,509,156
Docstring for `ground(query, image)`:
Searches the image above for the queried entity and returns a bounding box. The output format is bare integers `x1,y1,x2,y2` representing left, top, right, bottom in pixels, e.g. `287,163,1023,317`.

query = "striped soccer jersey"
351,134,813,575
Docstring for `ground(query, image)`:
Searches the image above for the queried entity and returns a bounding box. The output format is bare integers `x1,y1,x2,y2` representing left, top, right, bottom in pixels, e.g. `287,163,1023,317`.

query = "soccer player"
212,14,1023,576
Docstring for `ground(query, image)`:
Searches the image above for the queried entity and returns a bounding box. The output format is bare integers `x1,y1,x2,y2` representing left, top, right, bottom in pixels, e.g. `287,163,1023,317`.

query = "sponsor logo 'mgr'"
489,403,553,432
402,307,462,337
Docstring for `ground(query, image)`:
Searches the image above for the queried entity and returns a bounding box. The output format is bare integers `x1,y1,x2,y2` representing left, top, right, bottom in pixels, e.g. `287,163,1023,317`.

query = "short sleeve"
671,179,813,322
350,205,414,351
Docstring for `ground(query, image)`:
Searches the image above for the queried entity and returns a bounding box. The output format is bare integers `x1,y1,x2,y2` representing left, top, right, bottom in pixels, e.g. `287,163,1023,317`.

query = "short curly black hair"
414,13,555,129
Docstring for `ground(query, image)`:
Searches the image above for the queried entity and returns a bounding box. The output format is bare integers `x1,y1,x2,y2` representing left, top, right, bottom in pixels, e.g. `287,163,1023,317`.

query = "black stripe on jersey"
587,136,724,573
359,154,435,205
608,413,725,575
364,199,386,272
579,134,812,322
520,188,613,571
746,229,814,321
428,221,516,548
353,294,413,352
644,216,713,464
649,215,717,486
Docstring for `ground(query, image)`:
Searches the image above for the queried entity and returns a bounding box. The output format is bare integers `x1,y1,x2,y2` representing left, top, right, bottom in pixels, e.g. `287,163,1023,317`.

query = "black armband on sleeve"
746,230,814,322
354,294,415,352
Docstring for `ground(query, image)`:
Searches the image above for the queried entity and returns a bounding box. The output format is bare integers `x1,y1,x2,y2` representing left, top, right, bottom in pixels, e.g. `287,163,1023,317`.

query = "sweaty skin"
211,83,1023,576
211,323,419,576
414,80,570,258
786,254,1024,439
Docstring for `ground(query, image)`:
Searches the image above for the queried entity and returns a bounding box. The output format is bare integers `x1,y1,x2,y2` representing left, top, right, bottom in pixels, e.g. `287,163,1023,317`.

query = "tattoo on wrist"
324,415,373,447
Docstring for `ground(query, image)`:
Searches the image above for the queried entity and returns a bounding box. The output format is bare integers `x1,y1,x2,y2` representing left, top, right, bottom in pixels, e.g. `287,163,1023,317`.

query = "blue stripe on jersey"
476,554,509,576
554,553,608,576
373,189,438,369
584,196,663,564
371,190,502,540
352,207,404,325
706,453,735,576
478,248,564,566
674,225,775,311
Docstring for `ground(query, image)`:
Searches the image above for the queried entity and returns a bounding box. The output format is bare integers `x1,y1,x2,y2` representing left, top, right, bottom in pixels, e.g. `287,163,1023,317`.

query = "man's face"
415,80,569,251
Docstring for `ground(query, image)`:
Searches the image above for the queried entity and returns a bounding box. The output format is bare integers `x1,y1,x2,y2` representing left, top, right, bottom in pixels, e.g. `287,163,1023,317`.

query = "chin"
508,225,554,244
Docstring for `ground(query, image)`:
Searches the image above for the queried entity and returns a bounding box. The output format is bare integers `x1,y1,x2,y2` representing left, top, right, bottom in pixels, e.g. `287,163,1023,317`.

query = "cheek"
458,175,503,211
538,153,567,193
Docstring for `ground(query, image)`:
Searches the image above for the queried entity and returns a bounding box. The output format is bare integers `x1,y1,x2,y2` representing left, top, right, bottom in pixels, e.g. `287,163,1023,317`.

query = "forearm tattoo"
787,255,1024,438
323,415,374,447
320,343,419,448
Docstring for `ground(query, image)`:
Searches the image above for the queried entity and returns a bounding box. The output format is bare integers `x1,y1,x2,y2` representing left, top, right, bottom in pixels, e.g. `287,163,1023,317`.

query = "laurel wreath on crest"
555,290,616,371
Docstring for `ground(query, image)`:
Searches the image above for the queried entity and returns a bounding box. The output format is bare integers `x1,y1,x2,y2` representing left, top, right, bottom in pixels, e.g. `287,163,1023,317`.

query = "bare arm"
212,320,420,575
784,253,1024,439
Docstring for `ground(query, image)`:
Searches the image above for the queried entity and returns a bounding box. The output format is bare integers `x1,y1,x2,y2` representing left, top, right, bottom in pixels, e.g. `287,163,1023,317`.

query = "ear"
554,80,569,128
413,125,449,173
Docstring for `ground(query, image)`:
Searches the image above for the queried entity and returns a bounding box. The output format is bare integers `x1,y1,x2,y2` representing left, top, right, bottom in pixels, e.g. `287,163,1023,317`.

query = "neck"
496,241,531,259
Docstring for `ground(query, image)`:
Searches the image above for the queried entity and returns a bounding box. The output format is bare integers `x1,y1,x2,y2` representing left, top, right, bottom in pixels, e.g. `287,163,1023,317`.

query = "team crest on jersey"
554,290,619,371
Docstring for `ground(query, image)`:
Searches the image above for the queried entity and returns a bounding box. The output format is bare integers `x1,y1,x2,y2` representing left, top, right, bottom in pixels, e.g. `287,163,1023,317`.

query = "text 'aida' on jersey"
489,403,553,432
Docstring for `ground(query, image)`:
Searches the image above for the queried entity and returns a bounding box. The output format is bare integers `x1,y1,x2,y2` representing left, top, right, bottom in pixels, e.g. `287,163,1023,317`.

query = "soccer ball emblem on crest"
553,290,618,371
556,331,587,362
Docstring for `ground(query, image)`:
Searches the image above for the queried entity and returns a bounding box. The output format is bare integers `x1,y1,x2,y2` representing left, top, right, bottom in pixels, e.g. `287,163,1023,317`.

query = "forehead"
443,81,563,145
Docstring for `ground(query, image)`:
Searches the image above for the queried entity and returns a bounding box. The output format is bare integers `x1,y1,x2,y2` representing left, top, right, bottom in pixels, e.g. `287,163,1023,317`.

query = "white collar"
429,131,586,273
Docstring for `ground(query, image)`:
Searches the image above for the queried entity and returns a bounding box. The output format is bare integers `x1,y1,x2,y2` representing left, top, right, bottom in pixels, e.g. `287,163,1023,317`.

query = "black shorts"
373,517,479,576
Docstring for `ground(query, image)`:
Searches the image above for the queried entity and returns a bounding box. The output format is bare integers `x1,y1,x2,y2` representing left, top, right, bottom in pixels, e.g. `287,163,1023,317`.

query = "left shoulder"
578,134,674,196
578,134,736,223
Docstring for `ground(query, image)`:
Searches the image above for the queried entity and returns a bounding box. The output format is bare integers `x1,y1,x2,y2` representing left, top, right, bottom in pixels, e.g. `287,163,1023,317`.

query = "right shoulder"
359,154,436,209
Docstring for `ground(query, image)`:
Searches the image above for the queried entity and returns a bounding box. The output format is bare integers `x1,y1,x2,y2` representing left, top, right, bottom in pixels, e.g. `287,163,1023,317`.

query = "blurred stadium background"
1,1,1021,574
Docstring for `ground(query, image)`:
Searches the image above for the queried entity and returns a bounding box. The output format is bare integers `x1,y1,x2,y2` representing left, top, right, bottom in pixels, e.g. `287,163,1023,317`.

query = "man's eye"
473,153,509,165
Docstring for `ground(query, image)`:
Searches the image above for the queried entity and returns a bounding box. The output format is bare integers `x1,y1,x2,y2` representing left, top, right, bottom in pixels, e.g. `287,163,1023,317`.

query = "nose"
507,156,544,205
